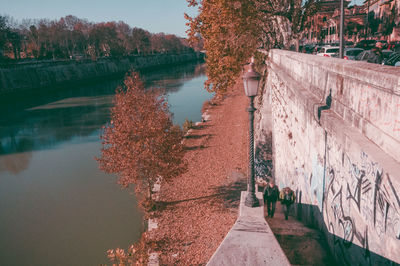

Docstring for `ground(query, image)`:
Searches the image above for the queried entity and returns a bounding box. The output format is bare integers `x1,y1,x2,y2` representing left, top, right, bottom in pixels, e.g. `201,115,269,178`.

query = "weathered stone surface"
258,49,400,265
207,191,290,266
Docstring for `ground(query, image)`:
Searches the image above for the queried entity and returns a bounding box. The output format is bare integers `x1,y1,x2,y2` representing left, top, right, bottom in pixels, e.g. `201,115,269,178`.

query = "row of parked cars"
301,42,400,67
351,49,400,66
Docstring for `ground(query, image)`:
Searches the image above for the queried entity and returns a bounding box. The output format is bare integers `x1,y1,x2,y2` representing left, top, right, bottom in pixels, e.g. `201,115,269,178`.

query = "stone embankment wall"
0,52,203,94
257,49,400,265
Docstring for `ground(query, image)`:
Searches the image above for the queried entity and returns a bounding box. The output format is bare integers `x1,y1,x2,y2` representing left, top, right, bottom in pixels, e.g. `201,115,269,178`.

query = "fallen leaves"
106,77,249,265
152,79,249,265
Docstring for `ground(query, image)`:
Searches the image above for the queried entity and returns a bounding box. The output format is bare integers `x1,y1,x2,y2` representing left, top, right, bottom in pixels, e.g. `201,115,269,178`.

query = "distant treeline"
0,15,195,61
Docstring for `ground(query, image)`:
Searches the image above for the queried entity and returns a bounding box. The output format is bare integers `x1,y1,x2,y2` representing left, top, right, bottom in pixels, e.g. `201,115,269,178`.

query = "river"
0,62,211,265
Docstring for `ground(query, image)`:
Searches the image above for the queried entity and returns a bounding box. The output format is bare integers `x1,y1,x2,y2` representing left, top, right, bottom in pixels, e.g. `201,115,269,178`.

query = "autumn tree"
186,0,318,95
1,15,194,60
186,0,261,95
0,16,8,58
256,0,319,51
96,72,186,210
380,3,397,37
7,30,22,59
132,27,151,54
116,21,133,52
164,34,184,53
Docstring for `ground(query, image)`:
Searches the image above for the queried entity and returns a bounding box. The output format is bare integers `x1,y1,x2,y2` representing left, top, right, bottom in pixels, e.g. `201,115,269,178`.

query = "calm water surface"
0,62,210,265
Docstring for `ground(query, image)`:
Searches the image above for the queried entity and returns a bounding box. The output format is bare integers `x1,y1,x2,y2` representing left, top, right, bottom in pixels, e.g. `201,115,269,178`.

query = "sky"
350,0,365,6
0,0,197,38
1,0,365,37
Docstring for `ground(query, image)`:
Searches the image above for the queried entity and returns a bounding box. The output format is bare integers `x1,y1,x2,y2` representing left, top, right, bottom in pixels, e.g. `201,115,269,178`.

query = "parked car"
332,48,364,60
389,41,400,52
355,50,374,62
382,49,394,60
355,50,395,65
355,39,377,50
303,44,316,54
383,52,400,66
316,46,340,57
313,45,324,54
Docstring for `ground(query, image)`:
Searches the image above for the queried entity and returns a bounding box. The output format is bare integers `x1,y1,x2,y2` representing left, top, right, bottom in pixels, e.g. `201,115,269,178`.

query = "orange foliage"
96,72,186,208
106,233,153,265
185,0,318,95
185,0,262,95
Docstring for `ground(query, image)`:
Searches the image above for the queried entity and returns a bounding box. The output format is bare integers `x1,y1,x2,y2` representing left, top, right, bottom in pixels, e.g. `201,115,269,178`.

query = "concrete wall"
0,53,202,94
257,49,400,265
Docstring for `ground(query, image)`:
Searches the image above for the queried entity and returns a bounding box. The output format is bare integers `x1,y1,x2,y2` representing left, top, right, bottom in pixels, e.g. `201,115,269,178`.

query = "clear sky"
0,0,197,37
350,0,365,6
1,0,366,37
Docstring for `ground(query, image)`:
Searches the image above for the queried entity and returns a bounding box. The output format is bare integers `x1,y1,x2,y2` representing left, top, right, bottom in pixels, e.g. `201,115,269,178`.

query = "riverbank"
149,77,249,265
145,74,336,266
0,52,203,95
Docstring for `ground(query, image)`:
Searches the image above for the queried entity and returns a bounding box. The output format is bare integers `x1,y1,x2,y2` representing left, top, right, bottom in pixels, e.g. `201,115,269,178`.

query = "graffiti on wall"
311,154,324,210
267,57,400,264
324,149,400,264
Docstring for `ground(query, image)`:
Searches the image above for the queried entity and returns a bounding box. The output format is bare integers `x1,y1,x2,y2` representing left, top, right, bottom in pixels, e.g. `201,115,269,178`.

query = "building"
304,0,346,44
304,0,400,44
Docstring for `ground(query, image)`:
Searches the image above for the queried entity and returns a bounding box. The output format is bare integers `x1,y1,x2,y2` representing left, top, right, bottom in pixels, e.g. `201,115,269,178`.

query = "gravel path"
153,78,249,265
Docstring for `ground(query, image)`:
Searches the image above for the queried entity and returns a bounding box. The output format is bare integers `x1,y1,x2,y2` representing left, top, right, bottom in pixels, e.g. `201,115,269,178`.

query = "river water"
0,62,210,265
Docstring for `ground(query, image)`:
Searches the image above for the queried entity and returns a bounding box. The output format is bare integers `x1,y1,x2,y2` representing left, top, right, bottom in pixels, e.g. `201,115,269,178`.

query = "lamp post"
339,0,345,59
243,60,261,208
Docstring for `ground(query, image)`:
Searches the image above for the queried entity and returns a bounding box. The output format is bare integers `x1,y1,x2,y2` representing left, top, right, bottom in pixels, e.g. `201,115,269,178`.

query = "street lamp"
339,0,344,59
243,59,261,208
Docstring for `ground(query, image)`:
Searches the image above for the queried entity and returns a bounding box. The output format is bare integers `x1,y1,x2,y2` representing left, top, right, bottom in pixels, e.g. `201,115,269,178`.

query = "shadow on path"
183,145,208,151
156,171,247,212
184,134,213,140
212,180,247,209
266,203,337,266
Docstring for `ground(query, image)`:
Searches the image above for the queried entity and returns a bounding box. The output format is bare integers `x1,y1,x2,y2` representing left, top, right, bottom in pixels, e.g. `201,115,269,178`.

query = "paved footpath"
154,78,249,265
265,202,337,266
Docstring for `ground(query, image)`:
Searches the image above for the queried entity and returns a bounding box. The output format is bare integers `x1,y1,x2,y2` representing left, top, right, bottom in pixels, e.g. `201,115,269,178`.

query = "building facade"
304,0,400,44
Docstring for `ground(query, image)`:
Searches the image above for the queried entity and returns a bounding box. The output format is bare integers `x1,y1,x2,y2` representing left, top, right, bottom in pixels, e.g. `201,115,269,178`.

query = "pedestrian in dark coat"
263,180,279,218
280,187,295,220
367,42,383,64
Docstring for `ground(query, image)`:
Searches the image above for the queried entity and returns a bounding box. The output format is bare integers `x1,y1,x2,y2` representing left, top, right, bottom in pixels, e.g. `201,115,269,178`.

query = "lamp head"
243,61,260,97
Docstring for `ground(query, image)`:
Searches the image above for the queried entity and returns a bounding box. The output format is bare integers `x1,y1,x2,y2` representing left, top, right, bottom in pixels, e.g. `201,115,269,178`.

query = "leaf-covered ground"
153,78,249,265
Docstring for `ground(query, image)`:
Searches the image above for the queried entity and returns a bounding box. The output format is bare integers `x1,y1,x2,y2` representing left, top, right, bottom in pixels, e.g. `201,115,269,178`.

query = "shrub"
183,118,194,133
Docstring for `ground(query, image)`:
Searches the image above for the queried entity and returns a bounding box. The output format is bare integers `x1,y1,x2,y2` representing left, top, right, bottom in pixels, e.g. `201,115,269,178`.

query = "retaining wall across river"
0,52,203,94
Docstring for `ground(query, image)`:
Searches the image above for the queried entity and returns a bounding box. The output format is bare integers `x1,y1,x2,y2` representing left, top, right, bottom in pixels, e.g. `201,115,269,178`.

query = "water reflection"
0,61,210,266
0,62,206,157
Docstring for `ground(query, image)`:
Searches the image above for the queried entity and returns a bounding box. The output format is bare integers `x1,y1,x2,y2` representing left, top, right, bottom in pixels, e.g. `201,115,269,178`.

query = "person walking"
367,42,383,64
280,187,295,220
263,180,279,218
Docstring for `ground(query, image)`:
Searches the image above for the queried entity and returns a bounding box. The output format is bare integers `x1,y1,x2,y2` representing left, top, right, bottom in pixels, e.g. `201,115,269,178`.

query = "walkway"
153,77,249,265
266,203,336,266
151,73,336,265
